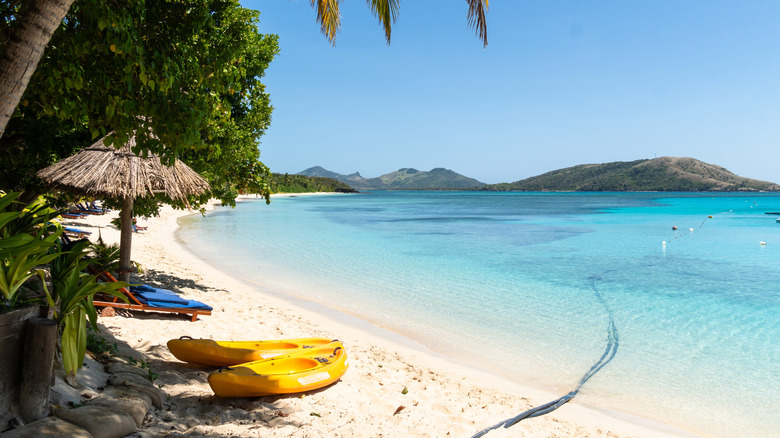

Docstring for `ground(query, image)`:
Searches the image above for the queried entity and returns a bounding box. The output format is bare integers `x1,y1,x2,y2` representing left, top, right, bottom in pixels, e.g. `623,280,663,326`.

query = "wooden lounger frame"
89,267,211,322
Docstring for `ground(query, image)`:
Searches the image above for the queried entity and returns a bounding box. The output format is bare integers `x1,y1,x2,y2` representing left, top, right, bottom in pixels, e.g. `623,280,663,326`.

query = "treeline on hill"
270,173,358,194
482,158,780,192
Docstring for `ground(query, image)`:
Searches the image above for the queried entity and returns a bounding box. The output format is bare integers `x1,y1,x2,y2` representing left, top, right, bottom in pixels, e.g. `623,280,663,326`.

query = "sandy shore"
65,195,698,437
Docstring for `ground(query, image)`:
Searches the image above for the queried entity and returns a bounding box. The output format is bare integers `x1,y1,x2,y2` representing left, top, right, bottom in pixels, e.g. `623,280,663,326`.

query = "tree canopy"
1,0,278,210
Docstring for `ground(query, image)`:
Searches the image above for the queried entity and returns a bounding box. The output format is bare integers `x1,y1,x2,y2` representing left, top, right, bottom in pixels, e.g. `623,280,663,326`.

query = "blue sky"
244,1,780,184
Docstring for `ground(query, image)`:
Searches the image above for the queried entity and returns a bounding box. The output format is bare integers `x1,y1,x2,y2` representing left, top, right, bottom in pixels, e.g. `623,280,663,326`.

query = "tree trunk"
0,0,75,139
119,197,134,283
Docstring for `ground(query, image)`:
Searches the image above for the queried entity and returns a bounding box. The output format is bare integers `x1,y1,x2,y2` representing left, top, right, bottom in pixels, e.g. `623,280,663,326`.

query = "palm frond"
311,0,342,45
366,0,400,44
310,0,487,47
466,0,489,47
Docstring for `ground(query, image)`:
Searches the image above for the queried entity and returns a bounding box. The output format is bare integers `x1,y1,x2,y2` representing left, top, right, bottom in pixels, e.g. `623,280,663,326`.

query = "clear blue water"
178,192,780,437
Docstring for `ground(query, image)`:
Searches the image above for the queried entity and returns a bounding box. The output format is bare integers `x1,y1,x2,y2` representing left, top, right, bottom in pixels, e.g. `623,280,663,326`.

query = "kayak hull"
208,341,348,397
166,337,336,367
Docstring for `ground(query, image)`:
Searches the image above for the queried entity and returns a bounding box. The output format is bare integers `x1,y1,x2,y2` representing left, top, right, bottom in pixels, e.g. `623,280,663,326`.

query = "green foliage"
86,327,118,357
177,4,279,208
88,235,141,276
0,113,92,199
46,239,129,376
270,174,357,194
61,307,88,376
4,0,279,212
0,192,130,375
127,356,158,382
0,192,62,308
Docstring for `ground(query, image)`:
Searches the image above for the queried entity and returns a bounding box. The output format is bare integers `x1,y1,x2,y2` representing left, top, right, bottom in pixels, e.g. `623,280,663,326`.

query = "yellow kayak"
208,341,348,397
166,337,337,367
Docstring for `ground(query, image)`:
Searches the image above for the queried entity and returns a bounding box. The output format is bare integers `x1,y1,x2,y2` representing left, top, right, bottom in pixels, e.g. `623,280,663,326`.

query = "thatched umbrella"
37,134,210,282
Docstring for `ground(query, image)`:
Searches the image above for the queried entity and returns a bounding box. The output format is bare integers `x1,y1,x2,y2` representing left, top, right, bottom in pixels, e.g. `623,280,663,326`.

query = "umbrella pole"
119,197,134,283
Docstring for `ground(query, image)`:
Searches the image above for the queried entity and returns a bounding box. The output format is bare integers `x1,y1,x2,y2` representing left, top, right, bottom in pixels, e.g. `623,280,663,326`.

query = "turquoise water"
178,192,780,437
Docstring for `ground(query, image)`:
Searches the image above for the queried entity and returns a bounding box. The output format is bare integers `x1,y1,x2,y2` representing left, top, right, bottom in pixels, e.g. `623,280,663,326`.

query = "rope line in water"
471,276,619,438
666,212,731,246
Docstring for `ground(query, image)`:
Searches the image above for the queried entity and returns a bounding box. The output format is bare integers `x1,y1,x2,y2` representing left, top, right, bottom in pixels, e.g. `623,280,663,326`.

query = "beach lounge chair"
89,267,212,322
76,203,106,215
88,200,109,212
61,211,88,219
63,226,91,239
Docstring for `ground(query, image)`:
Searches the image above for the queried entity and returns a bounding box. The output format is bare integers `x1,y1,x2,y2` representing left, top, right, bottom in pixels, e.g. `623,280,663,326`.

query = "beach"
68,194,698,438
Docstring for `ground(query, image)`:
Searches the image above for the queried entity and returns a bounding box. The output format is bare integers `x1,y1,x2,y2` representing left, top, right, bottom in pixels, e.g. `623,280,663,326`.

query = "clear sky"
243,1,780,184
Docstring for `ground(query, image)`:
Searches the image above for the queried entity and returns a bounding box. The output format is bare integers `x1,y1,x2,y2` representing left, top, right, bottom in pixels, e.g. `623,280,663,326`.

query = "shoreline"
73,195,700,437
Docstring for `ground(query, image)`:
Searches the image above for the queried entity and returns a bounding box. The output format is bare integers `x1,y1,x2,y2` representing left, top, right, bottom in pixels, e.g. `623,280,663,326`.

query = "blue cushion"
129,285,211,310
131,285,176,294
134,291,189,305
144,299,212,311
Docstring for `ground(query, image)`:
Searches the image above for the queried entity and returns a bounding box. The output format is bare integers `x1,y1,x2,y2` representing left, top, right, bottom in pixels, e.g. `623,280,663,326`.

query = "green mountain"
298,166,486,190
483,157,780,192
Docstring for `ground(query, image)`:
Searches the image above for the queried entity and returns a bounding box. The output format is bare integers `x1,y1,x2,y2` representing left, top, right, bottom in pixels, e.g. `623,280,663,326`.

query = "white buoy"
689,228,694,232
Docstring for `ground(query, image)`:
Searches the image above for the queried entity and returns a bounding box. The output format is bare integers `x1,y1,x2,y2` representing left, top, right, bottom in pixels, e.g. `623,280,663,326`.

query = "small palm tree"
89,235,142,277
311,0,489,47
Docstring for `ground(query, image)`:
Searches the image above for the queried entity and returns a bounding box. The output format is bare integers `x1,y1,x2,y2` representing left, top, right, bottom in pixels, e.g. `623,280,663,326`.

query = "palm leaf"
0,192,21,212
310,0,341,44
62,308,88,376
0,243,61,302
467,0,489,47
366,0,400,44
0,211,21,232
0,234,38,259
310,0,488,46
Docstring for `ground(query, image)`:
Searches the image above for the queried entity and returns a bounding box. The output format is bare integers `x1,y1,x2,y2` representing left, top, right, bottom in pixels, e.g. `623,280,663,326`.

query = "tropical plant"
0,191,129,375
0,192,62,309
86,325,118,357
88,235,141,276
46,239,128,376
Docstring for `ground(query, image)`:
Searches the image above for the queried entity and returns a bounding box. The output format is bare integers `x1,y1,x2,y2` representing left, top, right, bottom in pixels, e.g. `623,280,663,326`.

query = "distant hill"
270,173,358,194
298,166,486,190
482,157,780,192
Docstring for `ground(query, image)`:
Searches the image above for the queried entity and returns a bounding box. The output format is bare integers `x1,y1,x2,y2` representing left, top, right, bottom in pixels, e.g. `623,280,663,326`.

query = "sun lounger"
61,211,87,219
87,201,109,212
76,203,106,215
89,267,212,322
63,226,91,239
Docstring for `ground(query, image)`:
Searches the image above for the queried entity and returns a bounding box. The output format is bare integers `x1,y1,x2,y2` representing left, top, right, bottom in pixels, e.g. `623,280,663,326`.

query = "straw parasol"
37,134,210,282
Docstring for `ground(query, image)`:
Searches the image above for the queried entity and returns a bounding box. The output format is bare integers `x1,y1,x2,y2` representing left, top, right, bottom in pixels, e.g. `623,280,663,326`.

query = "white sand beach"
65,194,698,437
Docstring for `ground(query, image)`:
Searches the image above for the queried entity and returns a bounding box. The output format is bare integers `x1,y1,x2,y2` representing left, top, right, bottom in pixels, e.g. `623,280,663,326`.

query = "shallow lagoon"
179,192,780,437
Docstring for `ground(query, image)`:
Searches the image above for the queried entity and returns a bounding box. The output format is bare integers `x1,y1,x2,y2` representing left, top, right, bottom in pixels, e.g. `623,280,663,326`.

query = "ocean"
177,191,780,437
